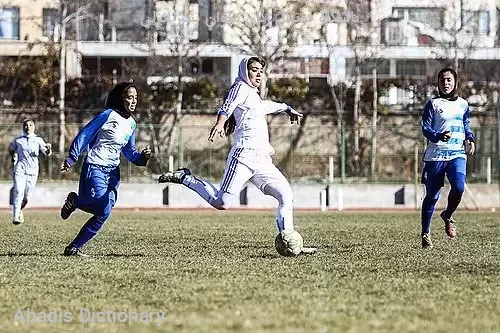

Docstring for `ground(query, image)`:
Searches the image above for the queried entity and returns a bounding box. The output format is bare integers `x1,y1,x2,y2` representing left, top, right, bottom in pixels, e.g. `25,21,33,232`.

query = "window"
462,10,490,34
43,8,59,40
201,59,214,74
396,60,426,77
497,8,500,35
346,59,390,77
188,1,199,41
393,7,444,29
0,7,20,40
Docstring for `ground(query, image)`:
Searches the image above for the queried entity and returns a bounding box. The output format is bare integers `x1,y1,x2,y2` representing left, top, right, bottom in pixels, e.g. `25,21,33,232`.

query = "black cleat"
158,168,191,184
61,192,78,220
63,246,89,257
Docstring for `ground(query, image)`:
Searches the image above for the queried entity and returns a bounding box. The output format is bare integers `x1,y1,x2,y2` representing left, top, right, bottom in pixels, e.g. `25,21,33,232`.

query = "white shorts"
220,148,288,195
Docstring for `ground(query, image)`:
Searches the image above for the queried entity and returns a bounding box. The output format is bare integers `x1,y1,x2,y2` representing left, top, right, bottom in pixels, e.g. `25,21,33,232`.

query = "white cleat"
301,247,318,255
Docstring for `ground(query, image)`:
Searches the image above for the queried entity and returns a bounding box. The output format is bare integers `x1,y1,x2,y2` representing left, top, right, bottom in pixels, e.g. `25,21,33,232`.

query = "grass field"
1,210,499,333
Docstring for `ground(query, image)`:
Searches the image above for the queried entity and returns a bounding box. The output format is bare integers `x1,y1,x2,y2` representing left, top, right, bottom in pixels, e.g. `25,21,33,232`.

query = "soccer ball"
275,230,303,257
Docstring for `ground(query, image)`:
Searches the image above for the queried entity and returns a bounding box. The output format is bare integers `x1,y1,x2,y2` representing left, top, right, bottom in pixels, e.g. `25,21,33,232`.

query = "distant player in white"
8,119,52,225
159,56,307,248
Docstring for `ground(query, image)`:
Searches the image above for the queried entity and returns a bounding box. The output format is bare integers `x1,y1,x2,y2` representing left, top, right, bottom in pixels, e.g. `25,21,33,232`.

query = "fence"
0,122,499,184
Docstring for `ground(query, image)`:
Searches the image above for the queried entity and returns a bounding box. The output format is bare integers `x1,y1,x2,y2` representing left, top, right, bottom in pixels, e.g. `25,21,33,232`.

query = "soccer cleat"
440,211,457,238
61,192,78,220
63,246,89,257
13,211,24,225
158,168,191,184
421,233,433,249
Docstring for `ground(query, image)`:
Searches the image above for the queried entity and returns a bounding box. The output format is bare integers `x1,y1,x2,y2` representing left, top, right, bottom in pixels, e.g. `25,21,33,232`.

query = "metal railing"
0,123,498,184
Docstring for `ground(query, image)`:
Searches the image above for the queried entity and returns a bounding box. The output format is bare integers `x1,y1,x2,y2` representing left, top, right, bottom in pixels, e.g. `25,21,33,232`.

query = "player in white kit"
8,119,52,224
159,57,311,254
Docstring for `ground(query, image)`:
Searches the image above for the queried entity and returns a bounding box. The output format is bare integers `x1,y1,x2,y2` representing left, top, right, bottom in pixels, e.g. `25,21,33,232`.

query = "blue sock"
421,182,441,235
421,196,438,234
69,214,108,249
444,165,466,219
444,188,463,219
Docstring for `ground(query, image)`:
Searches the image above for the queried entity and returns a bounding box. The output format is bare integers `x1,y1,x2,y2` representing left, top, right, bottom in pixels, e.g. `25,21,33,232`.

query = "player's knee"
452,182,465,194
423,195,439,203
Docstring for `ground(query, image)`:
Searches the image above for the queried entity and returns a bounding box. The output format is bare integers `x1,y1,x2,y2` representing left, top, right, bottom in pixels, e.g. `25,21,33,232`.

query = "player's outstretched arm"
208,114,228,142
285,106,303,125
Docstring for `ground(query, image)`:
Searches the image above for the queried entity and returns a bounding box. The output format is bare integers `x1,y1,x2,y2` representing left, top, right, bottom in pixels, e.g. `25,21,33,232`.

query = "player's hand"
466,140,475,155
45,143,52,156
286,107,303,125
60,159,72,173
208,122,225,142
142,145,152,160
440,130,451,142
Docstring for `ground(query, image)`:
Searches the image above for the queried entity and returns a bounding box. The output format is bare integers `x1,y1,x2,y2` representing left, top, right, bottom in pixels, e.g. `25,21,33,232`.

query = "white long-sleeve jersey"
217,58,288,155
9,133,50,175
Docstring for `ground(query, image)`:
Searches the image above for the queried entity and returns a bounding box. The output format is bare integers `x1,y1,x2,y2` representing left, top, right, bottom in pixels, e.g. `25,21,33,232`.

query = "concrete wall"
1,182,498,211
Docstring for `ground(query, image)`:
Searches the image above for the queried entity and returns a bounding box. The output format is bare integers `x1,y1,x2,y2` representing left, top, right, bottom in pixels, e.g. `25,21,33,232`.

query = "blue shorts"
77,162,120,216
421,157,466,188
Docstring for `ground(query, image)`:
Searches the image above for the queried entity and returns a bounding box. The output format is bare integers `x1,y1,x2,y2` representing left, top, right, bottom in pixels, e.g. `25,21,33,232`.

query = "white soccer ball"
275,230,303,257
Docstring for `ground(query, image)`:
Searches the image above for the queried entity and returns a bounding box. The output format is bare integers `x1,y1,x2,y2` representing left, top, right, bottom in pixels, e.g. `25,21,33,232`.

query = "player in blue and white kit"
8,119,52,225
420,68,475,249
158,57,310,254
60,82,151,257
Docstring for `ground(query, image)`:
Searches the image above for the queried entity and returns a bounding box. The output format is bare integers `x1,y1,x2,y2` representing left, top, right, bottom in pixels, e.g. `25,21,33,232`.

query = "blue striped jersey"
65,109,147,168
421,97,474,161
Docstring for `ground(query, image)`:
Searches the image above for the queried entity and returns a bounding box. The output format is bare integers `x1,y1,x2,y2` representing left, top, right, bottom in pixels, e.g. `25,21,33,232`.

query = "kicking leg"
165,148,251,210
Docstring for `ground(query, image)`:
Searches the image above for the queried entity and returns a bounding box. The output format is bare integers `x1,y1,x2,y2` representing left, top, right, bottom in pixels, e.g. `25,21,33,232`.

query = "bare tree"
321,0,383,177
132,0,203,165
224,0,311,98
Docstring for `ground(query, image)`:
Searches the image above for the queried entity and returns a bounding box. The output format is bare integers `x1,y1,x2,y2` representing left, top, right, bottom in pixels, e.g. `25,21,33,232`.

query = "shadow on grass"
0,252,48,257
103,253,146,257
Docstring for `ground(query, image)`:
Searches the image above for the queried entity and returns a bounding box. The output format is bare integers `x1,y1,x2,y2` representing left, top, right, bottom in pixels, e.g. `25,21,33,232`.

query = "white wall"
1,182,498,211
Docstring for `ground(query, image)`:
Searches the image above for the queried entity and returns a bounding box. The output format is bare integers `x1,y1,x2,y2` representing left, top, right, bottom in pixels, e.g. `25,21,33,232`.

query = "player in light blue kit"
420,68,475,249
60,82,151,257
8,119,52,225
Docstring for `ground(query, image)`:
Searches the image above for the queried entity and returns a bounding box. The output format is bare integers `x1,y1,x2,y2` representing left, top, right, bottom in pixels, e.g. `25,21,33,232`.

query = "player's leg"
64,167,119,256
251,161,294,232
22,174,38,209
12,172,27,224
440,157,466,238
420,161,446,246
161,148,249,210
61,162,90,219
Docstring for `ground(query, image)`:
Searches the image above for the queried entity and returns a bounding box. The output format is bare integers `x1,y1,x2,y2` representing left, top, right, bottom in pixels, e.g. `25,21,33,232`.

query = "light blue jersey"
9,133,50,175
65,109,146,168
421,97,474,162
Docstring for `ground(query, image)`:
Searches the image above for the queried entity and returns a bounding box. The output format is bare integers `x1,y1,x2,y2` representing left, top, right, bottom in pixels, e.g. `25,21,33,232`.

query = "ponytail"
221,87,236,136
224,114,236,136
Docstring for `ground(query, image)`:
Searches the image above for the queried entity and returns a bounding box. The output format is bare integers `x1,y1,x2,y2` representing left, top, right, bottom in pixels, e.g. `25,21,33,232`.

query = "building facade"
1,0,499,105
